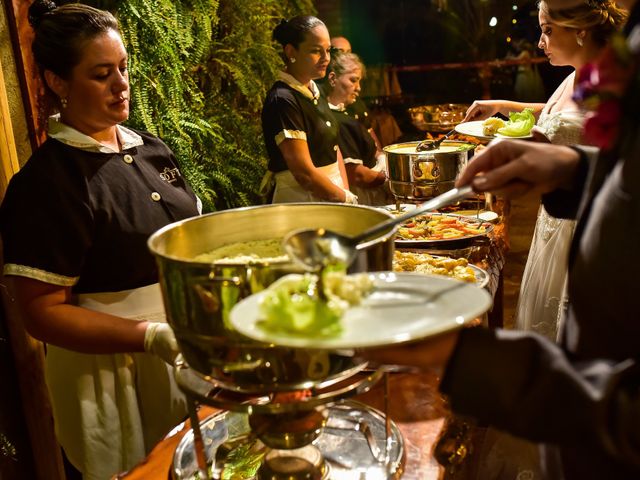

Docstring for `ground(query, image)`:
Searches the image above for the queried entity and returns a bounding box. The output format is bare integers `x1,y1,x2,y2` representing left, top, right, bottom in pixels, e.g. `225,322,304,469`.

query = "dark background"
316,0,573,138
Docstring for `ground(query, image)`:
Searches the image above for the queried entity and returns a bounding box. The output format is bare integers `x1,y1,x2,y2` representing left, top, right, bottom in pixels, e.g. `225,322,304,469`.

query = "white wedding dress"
515,108,585,341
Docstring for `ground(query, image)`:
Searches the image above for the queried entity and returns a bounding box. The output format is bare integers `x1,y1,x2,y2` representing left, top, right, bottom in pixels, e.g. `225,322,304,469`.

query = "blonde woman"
465,0,627,340
324,52,389,205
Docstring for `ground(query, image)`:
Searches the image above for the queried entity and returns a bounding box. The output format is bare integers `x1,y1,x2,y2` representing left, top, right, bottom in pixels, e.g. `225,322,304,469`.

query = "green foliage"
98,0,315,211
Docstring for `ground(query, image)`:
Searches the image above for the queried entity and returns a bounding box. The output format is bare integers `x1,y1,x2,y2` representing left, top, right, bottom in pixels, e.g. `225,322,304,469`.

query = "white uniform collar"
278,71,320,101
47,115,144,153
328,101,346,111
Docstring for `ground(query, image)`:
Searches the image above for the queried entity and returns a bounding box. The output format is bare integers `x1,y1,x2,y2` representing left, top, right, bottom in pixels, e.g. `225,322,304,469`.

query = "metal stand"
186,397,211,480
172,358,405,479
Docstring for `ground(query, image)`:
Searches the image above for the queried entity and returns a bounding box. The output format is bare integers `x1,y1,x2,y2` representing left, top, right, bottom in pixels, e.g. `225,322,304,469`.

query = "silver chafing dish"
149,203,406,479
384,140,476,203
148,203,395,393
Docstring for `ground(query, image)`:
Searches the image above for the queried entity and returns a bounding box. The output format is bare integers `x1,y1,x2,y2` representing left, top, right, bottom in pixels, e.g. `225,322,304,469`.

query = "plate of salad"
229,271,492,349
455,108,536,140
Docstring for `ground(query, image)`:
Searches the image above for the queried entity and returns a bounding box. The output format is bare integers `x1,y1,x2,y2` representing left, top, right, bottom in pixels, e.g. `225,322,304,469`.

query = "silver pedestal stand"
172,357,405,479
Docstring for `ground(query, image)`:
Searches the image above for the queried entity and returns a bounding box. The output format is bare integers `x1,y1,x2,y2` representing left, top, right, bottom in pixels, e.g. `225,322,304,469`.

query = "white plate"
454,210,500,223
229,272,492,349
455,120,533,140
467,264,489,289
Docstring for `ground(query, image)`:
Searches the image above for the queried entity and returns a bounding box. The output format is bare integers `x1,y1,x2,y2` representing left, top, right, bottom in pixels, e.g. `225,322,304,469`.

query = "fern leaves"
114,0,315,211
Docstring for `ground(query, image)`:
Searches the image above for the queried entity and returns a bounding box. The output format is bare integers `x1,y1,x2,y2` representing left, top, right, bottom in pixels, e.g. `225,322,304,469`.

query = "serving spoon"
415,128,456,151
283,185,474,271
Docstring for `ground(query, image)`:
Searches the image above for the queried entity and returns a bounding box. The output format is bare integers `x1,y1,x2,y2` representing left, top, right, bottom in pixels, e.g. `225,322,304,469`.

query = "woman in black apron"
261,15,357,204
0,2,201,478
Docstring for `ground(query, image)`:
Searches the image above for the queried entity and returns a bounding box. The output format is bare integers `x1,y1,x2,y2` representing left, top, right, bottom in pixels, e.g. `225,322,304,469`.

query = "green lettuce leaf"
257,271,373,338
258,274,343,338
497,108,535,137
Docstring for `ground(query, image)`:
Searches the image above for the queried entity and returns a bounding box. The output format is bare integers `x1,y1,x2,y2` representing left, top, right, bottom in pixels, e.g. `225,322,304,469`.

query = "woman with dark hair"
324,52,389,205
262,15,357,203
0,1,201,477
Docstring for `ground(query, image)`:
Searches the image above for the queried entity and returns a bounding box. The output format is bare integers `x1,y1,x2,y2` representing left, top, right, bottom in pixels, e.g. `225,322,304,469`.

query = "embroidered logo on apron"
160,167,181,183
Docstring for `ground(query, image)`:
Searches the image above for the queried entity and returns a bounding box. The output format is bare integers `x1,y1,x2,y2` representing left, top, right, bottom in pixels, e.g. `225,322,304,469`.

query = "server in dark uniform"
329,36,375,134
0,3,200,478
325,52,389,205
262,15,357,203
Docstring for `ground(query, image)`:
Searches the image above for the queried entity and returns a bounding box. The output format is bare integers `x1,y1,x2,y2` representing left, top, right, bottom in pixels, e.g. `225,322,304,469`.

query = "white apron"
45,283,187,480
272,162,346,203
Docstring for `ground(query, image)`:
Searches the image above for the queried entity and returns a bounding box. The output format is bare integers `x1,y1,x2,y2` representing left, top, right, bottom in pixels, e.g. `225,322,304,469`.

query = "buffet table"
116,200,510,480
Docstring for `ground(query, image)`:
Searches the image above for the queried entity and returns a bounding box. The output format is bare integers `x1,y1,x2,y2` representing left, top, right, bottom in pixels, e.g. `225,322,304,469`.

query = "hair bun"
28,0,57,29
272,18,289,44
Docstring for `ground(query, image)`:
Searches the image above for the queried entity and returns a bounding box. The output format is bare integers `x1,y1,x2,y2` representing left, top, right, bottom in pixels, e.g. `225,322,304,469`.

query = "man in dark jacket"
365,0,640,478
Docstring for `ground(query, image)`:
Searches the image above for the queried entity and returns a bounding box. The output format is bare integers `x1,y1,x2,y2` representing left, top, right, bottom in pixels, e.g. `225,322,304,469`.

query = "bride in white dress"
463,0,627,342
459,3,627,480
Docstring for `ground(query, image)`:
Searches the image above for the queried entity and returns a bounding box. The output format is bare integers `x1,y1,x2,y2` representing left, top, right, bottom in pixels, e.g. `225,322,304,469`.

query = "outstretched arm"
463,100,545,122
364,326,640,470
455,139,582,199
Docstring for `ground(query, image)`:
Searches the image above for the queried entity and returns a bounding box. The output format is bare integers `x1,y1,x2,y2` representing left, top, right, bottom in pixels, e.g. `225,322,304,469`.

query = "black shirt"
0,129,200,293
261,79,340,173
346,97,372,129
330,106,377,169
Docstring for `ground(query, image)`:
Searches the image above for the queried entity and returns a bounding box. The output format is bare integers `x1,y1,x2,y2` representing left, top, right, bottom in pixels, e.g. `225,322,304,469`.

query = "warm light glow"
512,5,518,10
489,17,498,27
507,37,512,43
512,19,518,24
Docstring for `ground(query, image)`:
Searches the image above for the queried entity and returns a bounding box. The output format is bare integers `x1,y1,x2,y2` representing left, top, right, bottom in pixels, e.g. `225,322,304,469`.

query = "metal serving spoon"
283,185,474,271
415,128,456,151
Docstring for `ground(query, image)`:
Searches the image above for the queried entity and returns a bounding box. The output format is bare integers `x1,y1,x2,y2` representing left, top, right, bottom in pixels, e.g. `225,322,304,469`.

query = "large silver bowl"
408,103,469,132
148,203,396,393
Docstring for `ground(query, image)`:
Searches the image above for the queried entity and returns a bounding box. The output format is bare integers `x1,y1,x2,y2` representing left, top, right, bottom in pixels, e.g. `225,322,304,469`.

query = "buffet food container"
407,103,469,132
148,203,395,393
384,140,475,202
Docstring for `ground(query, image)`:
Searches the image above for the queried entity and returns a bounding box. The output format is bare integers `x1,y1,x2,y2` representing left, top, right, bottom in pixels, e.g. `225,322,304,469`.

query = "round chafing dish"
408,103,469,132
148,203,395,393
384,140,476,203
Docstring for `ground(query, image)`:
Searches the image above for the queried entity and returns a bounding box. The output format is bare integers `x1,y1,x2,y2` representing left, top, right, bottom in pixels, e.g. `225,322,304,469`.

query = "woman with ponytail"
261,15,357,204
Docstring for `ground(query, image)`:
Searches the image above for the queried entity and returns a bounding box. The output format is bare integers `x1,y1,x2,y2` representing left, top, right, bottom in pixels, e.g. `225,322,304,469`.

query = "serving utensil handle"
353,185,475,245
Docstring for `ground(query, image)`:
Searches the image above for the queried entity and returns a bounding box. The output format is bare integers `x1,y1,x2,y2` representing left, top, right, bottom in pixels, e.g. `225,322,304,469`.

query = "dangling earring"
289,57,296,64
576,36,584,47
60,97,68,109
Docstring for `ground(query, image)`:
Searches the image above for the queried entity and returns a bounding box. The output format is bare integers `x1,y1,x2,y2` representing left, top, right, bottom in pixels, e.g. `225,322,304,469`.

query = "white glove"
144,322,179,365
344,189,359,205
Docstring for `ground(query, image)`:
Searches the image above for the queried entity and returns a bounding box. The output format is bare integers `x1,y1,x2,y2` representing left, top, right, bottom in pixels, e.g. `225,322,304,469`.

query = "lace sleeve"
537,111,586,146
